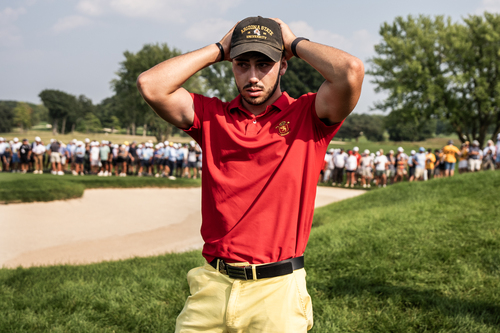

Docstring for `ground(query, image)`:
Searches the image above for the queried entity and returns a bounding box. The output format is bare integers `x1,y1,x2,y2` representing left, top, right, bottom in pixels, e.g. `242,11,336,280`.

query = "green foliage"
0,101,17,132
12,102,33,131
201,62,238,102
76,112,102,133
337,114,386,141
369,13,500,147
385,110,436,141
112,43,206,141
281,57,324,98
39,89,79,135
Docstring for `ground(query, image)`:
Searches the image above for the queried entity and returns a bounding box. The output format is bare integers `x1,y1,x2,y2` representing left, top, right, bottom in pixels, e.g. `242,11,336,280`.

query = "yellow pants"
175,262,313,333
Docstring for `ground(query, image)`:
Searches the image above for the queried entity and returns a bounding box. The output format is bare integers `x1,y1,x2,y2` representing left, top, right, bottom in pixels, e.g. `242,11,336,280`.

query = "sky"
1,0,499,114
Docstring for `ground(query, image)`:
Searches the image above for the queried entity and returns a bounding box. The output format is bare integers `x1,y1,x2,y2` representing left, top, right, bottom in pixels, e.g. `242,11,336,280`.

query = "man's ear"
279,58,287,76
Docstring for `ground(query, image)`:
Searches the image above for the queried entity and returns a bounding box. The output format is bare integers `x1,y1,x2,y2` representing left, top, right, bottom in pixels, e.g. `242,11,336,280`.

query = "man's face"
232,52,286,106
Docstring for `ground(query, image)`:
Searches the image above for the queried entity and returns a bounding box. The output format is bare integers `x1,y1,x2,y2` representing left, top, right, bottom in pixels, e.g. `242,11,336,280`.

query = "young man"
413,147,427,181
137,16,363,332
394,147,408,183
374,150,388,187
19,139,31,174
32,137,46,174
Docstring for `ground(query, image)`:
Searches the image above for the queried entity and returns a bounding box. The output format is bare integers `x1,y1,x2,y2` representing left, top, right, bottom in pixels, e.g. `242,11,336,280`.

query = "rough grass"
0,173,200,203
0,171,499,332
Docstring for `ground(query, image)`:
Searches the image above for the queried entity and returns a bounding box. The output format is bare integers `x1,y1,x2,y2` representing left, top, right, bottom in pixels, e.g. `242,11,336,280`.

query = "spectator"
74,141,86,176
0,137,9,172
414,147,427,181
90,141,100,175
50,139,63,175
98,140,110,176
32,137,46,174
468,140,481,172
394,147,407,183
333,148,347,186
374,150,388,187
345,150,357,188
496,134,500,169
117,144,129,176
425,148,436,180
482,142,495,171
386,150,396,184
360,149,373,188
442,140,461,177
458,141,469,174
11,137,21,173
322,148,334,183
128,141,138,175
19,139,31,174
187,141,199,179
408,150,416,182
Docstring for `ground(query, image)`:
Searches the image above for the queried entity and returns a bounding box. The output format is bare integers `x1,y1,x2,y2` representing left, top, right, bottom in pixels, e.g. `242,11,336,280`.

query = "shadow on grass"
318,275,500,328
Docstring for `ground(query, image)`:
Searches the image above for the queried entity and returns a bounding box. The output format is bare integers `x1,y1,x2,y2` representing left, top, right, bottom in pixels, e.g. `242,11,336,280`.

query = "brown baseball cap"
230,16,284,62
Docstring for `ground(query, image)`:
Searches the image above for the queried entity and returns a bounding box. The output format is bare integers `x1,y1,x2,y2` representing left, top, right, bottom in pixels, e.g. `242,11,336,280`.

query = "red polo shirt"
184,92,343,264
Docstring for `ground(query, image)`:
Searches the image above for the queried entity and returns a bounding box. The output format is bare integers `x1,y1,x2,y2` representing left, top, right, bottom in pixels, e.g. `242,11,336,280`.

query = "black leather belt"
209,256,304,280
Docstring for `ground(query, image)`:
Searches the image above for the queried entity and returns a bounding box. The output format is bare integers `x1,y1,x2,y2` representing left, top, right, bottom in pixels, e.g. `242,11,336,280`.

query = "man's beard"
237,72,281,106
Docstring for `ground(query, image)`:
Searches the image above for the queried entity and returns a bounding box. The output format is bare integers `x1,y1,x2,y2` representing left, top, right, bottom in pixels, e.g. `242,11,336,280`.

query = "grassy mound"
0,173,200,203
0,171,499,332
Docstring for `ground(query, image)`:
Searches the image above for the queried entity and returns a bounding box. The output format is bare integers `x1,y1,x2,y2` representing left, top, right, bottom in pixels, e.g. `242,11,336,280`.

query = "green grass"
1,171,499,332
0,173,200,203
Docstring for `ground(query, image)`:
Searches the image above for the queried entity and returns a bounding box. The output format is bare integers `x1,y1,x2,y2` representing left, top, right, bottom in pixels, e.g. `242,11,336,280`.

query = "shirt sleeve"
300,93,344,145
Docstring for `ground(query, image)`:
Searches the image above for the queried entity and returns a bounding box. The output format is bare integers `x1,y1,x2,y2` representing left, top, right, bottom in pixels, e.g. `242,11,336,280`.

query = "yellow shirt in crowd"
442,144,461,163
426,153,436,169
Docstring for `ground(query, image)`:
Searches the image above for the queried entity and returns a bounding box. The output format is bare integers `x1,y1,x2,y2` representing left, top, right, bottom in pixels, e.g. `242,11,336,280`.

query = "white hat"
397,147,404,152
72,139,77,143
85,138,90,143
35,136,41,142
353,146,359,152
376,151,380,156
138,144,143,148
101,140,106,144
190,140,196,147
113,144,119,148
77,141,83,146
0,137,3,141
364,149,370,154
121,144,126,149
159,143,164,147
389,150,394,154
50,138,55,143
328,148,334,153
411,150,416,155
13,137,18,142
164,141,169,146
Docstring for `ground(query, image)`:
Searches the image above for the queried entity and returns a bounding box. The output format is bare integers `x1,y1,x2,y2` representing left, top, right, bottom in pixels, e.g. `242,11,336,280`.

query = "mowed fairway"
1,171,499,332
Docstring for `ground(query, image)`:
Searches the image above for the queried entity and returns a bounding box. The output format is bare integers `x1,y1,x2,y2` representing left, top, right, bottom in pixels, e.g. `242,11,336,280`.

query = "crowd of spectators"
0,136,202,179
321,135,500,188
1,135,498,186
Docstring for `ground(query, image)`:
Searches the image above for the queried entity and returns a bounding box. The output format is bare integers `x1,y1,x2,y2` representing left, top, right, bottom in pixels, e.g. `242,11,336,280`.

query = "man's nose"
248,66,259,83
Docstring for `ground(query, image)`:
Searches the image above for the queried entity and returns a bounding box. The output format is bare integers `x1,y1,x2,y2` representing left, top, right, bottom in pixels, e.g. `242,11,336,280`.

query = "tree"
384,111,436,141
281,57,324,98
12,102,33,131
39,89,78,135
112,43,205,141
0,101,17,132
76,112,102,133
368,13,500,147
201,62,238,101
336,114,386,142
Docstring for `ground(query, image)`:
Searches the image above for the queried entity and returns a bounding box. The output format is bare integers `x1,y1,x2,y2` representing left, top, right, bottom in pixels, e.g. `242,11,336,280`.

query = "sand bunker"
0,186,364,268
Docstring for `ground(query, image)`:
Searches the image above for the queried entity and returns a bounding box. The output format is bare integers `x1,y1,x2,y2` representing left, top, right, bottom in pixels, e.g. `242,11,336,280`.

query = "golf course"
0,170,498,332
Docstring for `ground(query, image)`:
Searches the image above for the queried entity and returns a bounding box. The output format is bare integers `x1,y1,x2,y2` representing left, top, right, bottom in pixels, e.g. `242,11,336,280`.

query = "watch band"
215,42,225,62
291,37,309,59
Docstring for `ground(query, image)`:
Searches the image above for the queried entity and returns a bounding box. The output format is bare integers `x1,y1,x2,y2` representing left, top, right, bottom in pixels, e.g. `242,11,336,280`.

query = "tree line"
2,12,499,145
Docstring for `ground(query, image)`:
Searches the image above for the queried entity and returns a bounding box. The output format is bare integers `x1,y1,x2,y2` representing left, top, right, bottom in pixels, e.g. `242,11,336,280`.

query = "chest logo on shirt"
275,121,291,136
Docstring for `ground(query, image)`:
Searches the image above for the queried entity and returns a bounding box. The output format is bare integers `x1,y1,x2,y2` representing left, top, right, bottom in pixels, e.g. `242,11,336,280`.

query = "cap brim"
230,43,282,63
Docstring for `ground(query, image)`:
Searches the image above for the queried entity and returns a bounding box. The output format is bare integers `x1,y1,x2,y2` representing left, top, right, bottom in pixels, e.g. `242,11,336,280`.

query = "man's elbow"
346,58,365,88
136,72,153,101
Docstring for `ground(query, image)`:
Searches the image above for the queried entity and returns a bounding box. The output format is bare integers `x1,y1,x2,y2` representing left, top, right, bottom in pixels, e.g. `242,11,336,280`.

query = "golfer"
137,16,364,332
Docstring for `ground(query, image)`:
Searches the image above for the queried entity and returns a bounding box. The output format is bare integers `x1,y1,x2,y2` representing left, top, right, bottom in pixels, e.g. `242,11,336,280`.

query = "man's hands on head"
218,22,238,61
270,18,297,60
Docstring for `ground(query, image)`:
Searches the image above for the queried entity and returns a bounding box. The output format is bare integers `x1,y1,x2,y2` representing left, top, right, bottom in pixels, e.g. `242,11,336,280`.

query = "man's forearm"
137,44,219,98
136,44,221,128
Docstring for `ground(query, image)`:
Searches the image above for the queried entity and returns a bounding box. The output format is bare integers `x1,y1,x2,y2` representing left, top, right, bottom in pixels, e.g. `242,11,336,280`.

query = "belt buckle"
218,259,227,275
226,264,248,280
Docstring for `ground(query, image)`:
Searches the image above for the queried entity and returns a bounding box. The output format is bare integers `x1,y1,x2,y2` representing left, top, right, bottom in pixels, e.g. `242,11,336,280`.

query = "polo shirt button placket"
253,119,257,124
